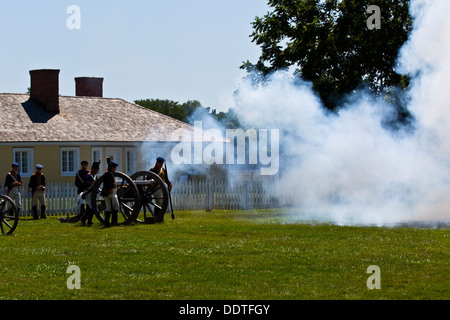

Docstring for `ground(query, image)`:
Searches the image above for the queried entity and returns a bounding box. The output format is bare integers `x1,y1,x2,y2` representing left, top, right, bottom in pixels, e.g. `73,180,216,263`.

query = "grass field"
0,209,448,300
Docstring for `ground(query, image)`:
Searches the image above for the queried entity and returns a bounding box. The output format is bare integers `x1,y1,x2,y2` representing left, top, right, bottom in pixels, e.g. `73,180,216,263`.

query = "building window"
61,147,80,176
125,148,136,175
13,148,34,178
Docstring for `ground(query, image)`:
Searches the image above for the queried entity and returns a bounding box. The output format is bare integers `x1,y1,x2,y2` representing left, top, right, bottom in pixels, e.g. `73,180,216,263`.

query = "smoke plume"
229,0,450,227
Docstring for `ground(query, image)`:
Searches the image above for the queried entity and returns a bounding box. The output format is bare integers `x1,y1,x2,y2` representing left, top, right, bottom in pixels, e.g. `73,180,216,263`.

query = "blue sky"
0,0,269,111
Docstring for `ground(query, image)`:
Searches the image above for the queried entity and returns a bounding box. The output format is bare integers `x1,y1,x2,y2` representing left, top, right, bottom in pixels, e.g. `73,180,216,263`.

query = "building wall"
34,144,63,182
0,145,12,175
1,144,88,185
1,142,175,188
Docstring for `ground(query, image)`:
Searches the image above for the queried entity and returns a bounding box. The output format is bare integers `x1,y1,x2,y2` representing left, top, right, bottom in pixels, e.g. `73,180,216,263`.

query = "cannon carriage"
0,195,19,235
90,170,170,226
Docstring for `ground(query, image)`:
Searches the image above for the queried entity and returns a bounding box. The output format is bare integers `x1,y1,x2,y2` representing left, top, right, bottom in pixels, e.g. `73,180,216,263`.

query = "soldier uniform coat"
29,169,46,208
4,171,22,194
75,168,90,194
4,170,22,210
83,171,98,209
101,169,119,212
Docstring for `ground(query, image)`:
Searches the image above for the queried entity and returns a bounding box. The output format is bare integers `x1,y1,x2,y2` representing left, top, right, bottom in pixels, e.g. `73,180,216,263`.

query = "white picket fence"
1,180,293,217
1,183,79,218
172,179,288,211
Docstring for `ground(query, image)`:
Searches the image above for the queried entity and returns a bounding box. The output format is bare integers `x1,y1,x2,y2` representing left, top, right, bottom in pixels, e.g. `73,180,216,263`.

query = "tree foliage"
134,98,241,129
243,0,412,110
134,99,190,122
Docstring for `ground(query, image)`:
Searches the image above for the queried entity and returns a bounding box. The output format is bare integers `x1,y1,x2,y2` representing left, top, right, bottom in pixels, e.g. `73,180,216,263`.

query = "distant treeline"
134,99,241,129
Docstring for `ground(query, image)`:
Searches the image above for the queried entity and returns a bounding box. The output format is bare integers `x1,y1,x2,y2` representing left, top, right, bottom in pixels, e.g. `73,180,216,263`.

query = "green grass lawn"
0,209,448,300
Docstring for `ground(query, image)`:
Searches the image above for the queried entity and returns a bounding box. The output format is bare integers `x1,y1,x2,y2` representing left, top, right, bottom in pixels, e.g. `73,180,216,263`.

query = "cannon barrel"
134,180,157,187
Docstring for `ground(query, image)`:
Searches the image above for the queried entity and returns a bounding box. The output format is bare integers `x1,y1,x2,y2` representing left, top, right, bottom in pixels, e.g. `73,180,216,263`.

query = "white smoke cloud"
228,0,450,227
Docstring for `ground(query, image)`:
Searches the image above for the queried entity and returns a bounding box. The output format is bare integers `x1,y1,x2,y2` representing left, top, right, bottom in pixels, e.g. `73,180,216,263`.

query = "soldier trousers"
103,189,119,212
32,190,46,207
8,187,21,210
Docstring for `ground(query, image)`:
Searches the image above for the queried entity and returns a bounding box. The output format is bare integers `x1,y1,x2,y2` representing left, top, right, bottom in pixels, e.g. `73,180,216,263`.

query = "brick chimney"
75,77,103,97
29,69,60,114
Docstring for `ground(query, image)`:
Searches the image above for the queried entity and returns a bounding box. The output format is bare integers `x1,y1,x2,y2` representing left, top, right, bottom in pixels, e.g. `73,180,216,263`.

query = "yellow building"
0,69,196,186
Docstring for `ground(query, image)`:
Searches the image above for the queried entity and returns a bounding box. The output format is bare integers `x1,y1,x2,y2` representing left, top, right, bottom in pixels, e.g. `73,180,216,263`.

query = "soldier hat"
12,162,19,167
92,161,101,170
81,160,89,165
156,157,165,163
36,164,44,169
109,161,119,168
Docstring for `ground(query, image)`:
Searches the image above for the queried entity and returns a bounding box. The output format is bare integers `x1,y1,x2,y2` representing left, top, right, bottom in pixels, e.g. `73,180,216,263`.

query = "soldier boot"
104,211,111,228
40,205,46,219
111,210,118,226
80,204,87,224
86,207,94,226
32,206,39,220
154,208,164,223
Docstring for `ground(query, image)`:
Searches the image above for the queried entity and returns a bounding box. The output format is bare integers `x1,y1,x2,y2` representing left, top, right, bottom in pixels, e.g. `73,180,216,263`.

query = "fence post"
241,182,248,210
206,179,211,212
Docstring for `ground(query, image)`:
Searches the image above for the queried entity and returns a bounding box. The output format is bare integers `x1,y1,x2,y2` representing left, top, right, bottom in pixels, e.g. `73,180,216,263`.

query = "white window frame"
60,147,80,176
91,147,103,173
125,147,136,175
13,148,34,178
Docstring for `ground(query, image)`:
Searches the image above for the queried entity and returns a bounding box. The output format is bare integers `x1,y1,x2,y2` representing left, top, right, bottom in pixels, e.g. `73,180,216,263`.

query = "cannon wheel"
130,171,169,224
0,195,19,235
90,172,140,226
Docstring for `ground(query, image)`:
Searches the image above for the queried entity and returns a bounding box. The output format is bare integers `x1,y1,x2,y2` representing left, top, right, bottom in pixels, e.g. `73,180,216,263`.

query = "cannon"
0,195,19,235
90,171,170,226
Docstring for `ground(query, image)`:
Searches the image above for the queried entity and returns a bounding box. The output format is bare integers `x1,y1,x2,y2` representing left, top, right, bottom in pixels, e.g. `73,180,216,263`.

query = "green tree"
135,98,242,129
134,99,187,122
242,0,412,110
182,100,203,119
213,108,242,129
